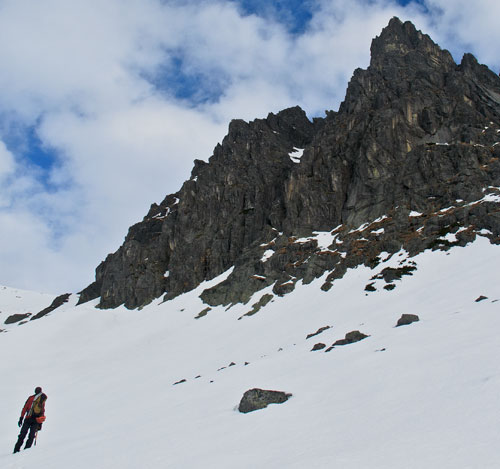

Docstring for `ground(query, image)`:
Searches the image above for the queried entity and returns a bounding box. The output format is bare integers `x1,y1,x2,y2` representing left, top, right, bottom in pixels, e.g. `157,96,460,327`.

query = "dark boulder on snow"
311,343,326,351
475,295,488,302
325,331,369,351
4,313,31,324
396,314,420,327
238,388,292,413
78,17,500,310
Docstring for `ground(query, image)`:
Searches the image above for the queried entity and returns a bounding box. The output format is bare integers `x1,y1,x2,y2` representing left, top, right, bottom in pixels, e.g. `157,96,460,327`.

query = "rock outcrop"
4,313,31,325
396,314,420,327
238,388,292,413
79,17,500,309
79,106,318,308
31,293,71,321
325,331,369,352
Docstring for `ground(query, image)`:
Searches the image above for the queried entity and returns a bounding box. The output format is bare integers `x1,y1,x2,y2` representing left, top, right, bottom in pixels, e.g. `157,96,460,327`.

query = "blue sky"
235,0,315,34
0,0,499,293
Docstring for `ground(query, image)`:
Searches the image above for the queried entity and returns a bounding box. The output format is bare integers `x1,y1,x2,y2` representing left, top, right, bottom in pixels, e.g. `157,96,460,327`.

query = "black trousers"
14,417,40,452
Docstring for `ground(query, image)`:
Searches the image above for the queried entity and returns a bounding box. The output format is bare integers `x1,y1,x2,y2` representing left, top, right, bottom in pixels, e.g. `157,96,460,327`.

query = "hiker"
14,387,47,453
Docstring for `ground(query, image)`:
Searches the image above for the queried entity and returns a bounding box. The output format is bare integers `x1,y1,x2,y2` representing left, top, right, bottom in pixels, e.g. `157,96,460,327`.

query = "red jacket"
21,394,46,419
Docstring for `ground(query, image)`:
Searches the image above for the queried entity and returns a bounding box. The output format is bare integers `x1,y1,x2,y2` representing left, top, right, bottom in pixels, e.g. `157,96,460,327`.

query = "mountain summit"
369,17,455,70
78,18,500,310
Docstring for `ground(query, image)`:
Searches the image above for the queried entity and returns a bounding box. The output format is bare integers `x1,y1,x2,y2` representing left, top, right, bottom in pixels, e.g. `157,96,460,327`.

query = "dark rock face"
31,293,71,321
4,313,31,324
238,388,292,413
80,106,317,308
79,17,500,309
396,314,420,327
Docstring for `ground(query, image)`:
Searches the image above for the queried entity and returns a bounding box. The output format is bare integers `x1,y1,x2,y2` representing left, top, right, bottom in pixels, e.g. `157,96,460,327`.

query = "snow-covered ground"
0,286,56,332
1,236,500,468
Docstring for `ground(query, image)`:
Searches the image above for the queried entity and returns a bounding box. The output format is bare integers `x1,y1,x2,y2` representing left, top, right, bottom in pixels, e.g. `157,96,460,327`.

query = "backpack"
29,393,46,417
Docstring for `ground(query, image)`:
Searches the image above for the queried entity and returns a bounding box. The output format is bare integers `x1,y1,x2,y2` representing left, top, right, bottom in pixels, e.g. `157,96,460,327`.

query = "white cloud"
0,0,168,120
0,140,15,179
38,98,228,246
423,0,500,70
0,0,498,294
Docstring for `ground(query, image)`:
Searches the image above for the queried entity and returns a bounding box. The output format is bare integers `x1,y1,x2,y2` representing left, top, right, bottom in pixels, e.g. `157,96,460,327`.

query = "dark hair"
35,386,42,394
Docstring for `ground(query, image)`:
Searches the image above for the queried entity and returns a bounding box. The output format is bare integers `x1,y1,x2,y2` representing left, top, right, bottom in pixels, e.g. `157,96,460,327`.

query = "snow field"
1,237,500,468
0,286,56,332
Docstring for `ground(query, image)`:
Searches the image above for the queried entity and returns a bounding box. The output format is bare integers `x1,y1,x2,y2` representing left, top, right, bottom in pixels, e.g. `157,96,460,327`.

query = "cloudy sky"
0,0,499,294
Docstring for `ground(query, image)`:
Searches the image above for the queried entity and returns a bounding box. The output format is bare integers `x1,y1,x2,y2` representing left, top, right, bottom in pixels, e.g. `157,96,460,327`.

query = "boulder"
311,343,326,351
238,388,292,413
325,330,369,351
396,314,420,327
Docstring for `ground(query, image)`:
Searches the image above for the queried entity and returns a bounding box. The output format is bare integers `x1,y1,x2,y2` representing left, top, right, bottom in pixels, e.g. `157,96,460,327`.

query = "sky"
0,0,499,294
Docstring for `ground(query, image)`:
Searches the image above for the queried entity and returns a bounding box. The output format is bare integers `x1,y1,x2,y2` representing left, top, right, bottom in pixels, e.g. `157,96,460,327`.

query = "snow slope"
0,287,56,332
1,237,500,468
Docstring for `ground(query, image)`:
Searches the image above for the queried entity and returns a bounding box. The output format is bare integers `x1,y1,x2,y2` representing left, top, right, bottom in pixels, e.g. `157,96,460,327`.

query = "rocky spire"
339,17,456,116
79,18,500,310
370,17,455,71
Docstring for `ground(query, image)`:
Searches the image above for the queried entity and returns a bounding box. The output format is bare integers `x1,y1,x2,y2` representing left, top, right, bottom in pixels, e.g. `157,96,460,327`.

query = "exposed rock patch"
306,325,331,339
240,293,274,319
311,343,326,351
325,331,369,351
238,388,292,413
4,313,31,325
372,265,417,283
396,314,420,327
195,307,211,319
31,293,71,321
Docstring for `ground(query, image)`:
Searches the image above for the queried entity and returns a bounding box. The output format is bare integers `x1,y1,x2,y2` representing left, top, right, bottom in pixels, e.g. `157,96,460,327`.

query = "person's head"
35,386,42,394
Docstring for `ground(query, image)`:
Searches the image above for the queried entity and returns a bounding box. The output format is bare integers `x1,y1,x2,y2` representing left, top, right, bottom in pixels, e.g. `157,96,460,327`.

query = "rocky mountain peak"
370,17,454,71
340,17,459,117
78,19,500,310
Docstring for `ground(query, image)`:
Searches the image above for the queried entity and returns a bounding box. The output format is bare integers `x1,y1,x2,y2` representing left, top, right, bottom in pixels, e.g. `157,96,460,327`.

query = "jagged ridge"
79,17,500,309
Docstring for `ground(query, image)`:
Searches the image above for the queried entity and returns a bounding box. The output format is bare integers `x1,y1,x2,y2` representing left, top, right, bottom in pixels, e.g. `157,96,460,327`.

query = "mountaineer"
13,386,47,453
